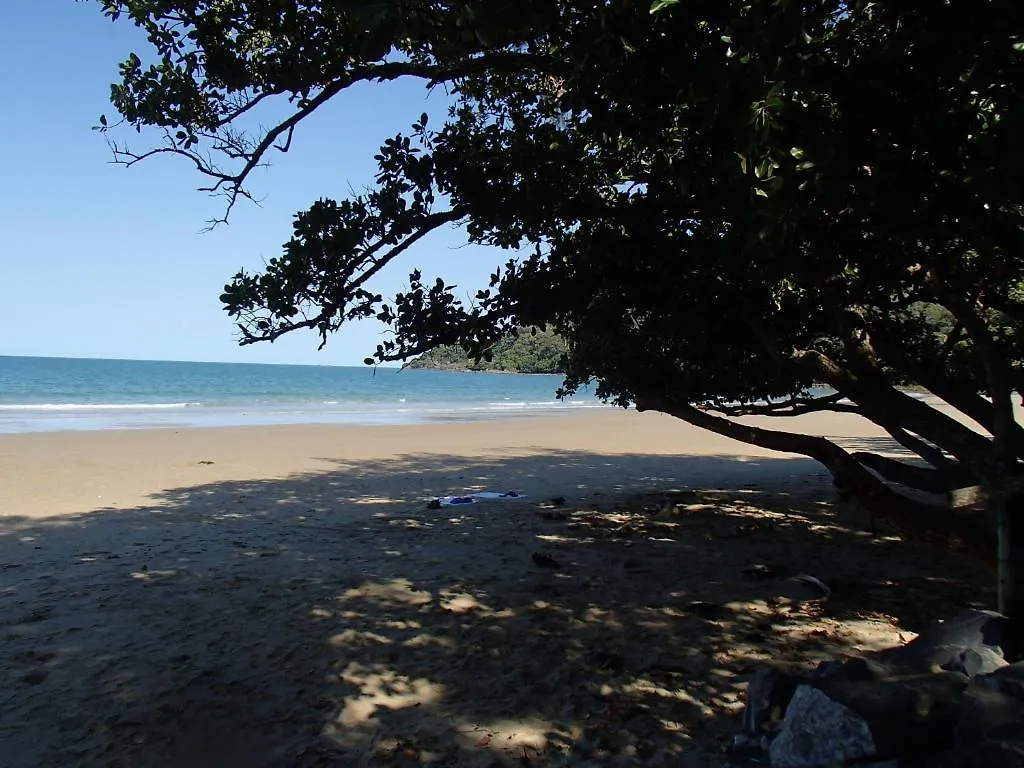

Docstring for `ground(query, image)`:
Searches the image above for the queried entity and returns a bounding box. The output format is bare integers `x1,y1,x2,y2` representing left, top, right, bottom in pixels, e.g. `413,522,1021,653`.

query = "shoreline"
0,390,946,437
0,408,586,438
0,399,606,436
0,407,897,520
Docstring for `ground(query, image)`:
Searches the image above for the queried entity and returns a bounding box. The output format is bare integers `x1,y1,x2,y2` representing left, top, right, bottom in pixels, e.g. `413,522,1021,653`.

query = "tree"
96,0,1024,650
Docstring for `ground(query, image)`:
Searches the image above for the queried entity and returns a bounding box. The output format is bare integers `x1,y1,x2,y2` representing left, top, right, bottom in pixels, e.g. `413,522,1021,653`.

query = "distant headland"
405,327,566,374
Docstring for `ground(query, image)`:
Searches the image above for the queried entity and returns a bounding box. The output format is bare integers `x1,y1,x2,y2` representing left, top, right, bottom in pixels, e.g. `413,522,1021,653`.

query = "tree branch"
108,51,562,222
637,393,944,515
938,320,965,365
791,347,998,481
212,89,283,129
348,208,465,294
867,329,1024,458
851,452,977,493
741,310,1001,478
637,393,994,564
882,424,954,470
709,392,861,417
236,208,464,347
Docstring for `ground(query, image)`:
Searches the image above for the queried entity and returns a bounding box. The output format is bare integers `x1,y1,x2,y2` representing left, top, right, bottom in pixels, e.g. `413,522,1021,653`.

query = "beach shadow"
0,450,993,767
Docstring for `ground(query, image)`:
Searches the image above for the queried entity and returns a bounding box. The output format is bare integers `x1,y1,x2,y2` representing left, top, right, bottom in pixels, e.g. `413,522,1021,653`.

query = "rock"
898,642,1008,678
727,733,763,765
539,510,568,521
741,563,790,581
949,485,986,511
881,610,1009,676
531,552,562,569
955,683,1024,748
816,655,904,683
815,671,967,759
819,610,1008,684
738,665,803,737
913,609,1006,653
769,684,875,767
683,601,731,621
931,741,1024,768
977,661,1024,701
730,613,1018,768
947,646,1008,677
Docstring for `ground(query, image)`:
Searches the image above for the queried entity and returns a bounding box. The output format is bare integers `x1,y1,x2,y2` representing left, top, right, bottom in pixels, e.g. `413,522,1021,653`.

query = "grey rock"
768,685,875,767
893,642,1008,678
879,610,1009,676
955,683,1024,748
977,661,1024,701
943,646,1008,677
821,611,1009,685
949,485,986,511
729,612,1017,768
818,655,904,683
727,733,763,764
930,741,1024,768
739,664,803,736
814,671,967,759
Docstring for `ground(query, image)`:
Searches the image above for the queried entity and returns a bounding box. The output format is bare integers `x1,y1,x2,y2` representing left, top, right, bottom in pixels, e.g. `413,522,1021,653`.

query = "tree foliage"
96,0,1024,642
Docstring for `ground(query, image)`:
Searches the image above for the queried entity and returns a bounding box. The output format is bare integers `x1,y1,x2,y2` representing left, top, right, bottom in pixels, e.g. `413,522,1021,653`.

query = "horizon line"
0,353,403,369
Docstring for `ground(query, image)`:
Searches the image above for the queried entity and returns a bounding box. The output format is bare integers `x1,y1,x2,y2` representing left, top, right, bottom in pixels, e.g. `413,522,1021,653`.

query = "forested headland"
405,328,566,374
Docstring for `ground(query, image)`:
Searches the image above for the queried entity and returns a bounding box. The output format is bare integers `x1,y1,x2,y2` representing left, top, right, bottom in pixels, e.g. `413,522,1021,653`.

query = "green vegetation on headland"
405,328,566,374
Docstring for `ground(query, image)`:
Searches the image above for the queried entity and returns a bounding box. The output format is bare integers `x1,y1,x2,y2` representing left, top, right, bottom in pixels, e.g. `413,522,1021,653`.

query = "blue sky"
0,2,501,366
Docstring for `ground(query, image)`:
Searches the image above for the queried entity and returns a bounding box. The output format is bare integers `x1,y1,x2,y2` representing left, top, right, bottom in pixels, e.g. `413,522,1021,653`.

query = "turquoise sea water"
0,356,605,434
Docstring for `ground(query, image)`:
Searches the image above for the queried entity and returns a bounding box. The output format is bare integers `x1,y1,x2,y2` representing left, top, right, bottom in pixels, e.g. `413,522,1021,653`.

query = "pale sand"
0,409,992,766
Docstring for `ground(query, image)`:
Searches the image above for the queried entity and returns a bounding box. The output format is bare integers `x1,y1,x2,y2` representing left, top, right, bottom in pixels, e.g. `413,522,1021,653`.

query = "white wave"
0,402,201,411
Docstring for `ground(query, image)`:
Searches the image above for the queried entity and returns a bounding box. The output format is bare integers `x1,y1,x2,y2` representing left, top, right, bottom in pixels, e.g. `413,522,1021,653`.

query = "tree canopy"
96,0,1024,643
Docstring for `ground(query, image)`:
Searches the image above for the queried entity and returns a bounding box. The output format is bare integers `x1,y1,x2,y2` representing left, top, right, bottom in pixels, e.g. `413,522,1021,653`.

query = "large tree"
96,0,1024,648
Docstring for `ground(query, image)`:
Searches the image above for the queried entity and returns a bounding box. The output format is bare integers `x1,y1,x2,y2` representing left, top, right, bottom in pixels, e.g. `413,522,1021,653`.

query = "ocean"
0,356,606,434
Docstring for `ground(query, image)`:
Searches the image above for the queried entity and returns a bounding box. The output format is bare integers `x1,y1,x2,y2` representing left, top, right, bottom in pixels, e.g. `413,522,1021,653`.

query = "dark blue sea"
0,356,605,433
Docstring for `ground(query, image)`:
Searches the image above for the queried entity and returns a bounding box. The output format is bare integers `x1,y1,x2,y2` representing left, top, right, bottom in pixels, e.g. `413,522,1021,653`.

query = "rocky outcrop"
728,609,1024,767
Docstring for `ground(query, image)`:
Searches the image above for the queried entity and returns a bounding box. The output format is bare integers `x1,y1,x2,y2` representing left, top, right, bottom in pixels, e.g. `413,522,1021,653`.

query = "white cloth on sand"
434,492,527,507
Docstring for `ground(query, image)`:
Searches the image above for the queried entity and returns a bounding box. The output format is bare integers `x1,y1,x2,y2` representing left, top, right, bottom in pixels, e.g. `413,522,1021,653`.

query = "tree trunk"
984,372,1023,659
635,394,997,565
810,361,998,482
639,396,948,514
850,452,978,494
882,425,955,471
1003,492,1024,661
867,339,1024,461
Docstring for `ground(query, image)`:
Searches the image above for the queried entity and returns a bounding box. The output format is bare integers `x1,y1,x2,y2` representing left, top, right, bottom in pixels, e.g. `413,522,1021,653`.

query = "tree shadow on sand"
0,449,993,767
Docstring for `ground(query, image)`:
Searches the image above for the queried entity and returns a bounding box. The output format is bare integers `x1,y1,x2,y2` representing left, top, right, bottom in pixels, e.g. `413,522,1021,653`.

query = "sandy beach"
0,409,993,766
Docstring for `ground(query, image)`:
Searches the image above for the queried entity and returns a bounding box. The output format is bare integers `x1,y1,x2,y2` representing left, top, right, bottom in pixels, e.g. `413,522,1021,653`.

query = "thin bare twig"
108,51,560,223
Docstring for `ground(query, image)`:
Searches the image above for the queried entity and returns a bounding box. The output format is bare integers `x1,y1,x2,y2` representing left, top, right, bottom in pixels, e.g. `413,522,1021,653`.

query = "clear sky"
0,2,503,366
